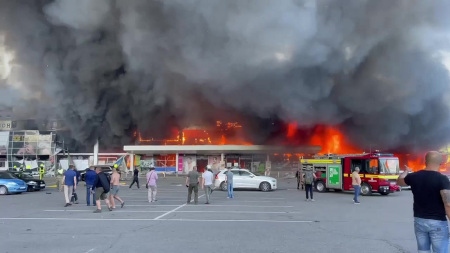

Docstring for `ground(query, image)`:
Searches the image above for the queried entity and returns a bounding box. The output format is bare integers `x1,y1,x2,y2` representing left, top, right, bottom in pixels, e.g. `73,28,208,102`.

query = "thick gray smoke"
0,0,450,151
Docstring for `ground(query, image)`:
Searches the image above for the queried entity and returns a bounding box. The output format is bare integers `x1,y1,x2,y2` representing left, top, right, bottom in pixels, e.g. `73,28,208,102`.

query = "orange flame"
309,125,361,154
395,153,450,173
393,154,424,172
286,122,297,138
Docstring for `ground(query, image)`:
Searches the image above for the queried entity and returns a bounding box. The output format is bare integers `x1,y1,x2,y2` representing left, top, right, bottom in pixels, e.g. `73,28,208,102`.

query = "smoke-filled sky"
0,0,450,152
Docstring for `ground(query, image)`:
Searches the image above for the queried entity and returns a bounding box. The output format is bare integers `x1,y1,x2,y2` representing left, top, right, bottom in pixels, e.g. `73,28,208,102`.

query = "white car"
214,168,277,192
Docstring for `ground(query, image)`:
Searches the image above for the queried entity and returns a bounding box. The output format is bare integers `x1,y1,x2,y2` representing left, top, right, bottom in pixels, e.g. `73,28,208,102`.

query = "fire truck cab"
300,152,401,196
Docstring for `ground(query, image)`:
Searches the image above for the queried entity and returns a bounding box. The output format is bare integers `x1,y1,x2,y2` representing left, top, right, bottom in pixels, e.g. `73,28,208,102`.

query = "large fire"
307,125,362,154
134,121,450,173
396,152,450,173
135,121,252,145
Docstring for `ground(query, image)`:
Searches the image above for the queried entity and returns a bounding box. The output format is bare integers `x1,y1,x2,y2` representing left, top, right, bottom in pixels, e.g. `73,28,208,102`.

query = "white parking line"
216,199,280,203
0,217,315,223
43,210,301,214
184,205,293,208
52,204,181,208
113,200,193,202
117,197,189,199
114,204,181,207
154,194,205,220
162,219,315,223
44,210,167,213
175,211,300,214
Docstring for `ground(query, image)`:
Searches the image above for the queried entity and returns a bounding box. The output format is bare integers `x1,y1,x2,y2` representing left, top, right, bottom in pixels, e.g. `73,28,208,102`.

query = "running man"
109,168,125,209
92,167,112,213
129,167,140,189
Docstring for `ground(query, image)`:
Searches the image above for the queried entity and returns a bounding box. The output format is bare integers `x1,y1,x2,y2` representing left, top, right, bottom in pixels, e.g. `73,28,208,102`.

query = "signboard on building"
183,155,196,172
9,131,54,156
0,120,16,131
208,156,221,171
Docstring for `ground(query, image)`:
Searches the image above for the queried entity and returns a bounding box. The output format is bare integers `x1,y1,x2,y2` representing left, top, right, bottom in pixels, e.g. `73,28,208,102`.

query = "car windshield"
379,158,400,175
21,174,34,179
0,172,17,179
238,171,254,177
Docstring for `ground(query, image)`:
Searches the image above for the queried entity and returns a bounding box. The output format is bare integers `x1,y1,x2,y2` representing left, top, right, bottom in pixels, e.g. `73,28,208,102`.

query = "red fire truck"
300,152,401,196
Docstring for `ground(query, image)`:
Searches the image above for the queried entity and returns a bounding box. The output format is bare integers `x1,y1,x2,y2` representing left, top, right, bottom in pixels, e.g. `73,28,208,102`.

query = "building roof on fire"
123,145,322,155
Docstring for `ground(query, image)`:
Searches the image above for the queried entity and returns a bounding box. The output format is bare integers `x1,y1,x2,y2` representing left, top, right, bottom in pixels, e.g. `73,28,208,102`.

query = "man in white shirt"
202,168,214,204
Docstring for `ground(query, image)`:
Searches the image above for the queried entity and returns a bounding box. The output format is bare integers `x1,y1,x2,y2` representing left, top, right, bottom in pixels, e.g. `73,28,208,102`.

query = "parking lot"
0,176,416,253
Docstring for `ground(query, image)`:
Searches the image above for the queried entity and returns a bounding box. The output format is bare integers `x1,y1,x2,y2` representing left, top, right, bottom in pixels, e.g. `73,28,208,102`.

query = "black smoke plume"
0,0,450,152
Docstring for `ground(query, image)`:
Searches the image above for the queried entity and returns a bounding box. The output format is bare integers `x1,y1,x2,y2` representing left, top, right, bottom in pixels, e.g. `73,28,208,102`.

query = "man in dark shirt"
397,151,450,253
92,167,112,213
85,167,97,206
186,166,200,204
129,167,140,189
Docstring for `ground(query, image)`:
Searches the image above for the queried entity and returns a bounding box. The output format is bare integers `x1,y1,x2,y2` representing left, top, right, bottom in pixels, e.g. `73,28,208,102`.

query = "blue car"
0,171,27,195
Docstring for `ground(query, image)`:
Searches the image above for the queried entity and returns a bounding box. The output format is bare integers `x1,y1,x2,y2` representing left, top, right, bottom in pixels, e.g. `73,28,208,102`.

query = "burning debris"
0,0,450,154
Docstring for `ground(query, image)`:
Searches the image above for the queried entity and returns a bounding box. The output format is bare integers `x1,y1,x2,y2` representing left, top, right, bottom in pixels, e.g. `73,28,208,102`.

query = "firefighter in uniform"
39,164,45,180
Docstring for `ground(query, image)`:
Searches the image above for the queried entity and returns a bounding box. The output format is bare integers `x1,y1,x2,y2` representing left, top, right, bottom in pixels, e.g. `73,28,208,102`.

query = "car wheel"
27,186,33,192
220,182,227,191
260,182,271,192
361,183,373,196
0,186,8,195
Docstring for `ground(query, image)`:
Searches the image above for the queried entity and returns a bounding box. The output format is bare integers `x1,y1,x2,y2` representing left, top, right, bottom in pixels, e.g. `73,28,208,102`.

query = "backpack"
99,173,111,193
304,170,314,185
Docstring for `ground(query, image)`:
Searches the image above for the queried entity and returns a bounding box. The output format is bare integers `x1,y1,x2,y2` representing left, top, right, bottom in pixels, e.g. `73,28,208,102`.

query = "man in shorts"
92,167,112,213
109,168,125,209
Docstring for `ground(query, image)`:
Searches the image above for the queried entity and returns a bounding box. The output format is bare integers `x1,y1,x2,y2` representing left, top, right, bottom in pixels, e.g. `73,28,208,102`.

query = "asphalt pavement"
0,176,417,253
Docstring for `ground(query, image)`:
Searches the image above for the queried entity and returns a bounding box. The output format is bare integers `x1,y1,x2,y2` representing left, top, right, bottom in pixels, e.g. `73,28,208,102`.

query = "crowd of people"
62,166,125,212
60,164,236,212
58,151,450,252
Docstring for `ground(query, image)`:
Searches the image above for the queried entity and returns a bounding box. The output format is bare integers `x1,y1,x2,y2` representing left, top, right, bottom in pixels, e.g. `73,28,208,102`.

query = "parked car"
214,168,277,192
0,171,27,195
80,165,113,181
11,172,46,192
